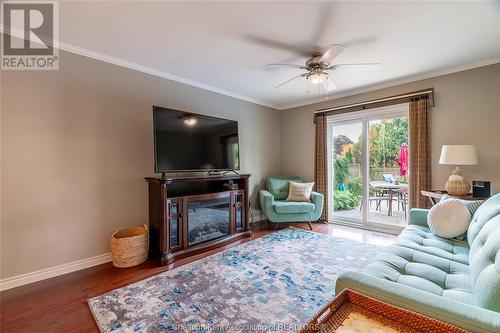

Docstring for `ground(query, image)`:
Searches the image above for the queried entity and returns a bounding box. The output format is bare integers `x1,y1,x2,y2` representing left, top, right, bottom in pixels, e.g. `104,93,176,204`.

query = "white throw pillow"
427,198,471,238
286,181,314,202
439,195,484,240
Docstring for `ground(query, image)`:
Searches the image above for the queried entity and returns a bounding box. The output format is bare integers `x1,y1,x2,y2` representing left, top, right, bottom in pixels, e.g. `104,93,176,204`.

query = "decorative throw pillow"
427,199,471,239
439,195,485,240
286,181,314,202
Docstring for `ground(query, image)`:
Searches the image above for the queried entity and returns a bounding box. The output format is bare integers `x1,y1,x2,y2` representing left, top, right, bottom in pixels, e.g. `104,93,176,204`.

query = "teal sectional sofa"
336,193,500,332
259,177,324,230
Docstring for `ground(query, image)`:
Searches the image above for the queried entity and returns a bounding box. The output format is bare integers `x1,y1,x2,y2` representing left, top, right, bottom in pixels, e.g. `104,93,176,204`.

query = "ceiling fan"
267,44,380,90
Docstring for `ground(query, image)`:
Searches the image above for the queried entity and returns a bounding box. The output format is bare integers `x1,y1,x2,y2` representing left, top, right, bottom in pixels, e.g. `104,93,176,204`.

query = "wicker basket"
110,225,149,268
300,289,469,333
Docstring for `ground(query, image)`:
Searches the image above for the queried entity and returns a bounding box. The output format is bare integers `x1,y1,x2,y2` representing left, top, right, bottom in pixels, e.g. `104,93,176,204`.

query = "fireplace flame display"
187,196,231,247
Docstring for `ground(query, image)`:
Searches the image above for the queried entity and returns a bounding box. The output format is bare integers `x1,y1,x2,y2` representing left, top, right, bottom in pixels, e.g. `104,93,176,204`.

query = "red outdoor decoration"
397,143,409,176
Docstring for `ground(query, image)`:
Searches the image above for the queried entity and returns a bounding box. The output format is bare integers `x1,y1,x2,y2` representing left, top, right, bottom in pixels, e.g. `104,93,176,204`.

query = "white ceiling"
58,1,500,110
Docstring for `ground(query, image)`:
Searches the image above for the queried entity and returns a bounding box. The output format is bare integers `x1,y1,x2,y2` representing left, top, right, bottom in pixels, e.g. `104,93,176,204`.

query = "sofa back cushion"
467,193,500,311
467,193,500,246
266,177,302,200
468,215,500,311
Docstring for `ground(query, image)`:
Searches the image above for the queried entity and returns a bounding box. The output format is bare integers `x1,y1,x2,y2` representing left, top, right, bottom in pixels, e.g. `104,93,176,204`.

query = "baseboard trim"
1,212,265,291
0,252,112,291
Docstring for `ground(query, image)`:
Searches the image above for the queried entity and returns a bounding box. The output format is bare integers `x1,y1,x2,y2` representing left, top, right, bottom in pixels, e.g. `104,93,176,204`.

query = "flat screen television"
153,106,240,173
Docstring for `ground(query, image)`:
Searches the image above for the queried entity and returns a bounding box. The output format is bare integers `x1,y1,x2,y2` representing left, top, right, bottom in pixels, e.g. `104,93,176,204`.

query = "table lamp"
439,145,478,196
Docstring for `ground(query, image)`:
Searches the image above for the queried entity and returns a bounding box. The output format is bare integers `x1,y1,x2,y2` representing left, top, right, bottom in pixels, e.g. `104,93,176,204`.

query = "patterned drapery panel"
314,114,328,220
409,97,432,208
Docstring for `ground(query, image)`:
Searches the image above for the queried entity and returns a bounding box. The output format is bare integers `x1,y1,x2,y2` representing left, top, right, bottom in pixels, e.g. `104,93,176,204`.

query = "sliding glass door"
328,104,410,232
367,116,409,227
330,120,364,224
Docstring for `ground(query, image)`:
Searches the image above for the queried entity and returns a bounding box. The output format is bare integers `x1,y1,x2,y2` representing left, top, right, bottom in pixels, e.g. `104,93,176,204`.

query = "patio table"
369,181,408,216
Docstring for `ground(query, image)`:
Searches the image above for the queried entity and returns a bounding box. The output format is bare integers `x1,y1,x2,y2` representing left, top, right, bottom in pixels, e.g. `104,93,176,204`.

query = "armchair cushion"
273,201,315,214
266,177,302,200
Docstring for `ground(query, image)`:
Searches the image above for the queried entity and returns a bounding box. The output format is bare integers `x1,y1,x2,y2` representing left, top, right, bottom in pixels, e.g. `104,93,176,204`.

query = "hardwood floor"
0,222,394,333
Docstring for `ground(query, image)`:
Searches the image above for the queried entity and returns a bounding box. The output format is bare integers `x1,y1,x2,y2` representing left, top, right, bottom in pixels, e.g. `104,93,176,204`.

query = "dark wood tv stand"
145,174,251,266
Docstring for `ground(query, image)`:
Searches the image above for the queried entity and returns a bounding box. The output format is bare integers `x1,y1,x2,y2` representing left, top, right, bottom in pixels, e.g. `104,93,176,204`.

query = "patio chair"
383,174,396,183
396,188,409,220
360,186,390,211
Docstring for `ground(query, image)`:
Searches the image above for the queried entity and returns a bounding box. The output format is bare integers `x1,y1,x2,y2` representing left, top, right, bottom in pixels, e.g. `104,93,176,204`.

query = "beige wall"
2,50,499,281
1,51,281,279
281,63,500,195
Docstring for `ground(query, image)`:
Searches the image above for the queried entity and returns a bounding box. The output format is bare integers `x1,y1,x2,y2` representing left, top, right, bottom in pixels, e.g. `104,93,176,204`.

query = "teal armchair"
259,177,324,230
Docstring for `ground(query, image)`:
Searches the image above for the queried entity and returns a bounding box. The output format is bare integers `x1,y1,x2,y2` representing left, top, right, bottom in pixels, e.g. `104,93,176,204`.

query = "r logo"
3,2,54,55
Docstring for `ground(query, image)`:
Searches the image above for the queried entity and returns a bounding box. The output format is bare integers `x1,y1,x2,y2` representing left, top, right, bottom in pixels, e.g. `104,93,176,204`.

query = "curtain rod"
314,88,434,115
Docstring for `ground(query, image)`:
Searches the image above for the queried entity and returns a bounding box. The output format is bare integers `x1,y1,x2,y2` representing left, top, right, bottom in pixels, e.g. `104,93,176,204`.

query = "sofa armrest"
409,208,430,227
336,271,500,333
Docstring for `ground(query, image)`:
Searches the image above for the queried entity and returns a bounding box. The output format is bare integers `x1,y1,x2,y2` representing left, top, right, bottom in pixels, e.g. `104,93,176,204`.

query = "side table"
421,190,487,206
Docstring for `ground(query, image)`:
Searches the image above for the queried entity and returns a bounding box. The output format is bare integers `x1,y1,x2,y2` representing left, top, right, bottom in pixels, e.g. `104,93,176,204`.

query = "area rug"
88,228,384,332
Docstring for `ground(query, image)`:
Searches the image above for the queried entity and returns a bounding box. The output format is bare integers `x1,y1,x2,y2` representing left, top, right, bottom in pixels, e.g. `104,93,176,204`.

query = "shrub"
333,190,360,211
334,156,349,186
397,176,408,184
346,177,362,197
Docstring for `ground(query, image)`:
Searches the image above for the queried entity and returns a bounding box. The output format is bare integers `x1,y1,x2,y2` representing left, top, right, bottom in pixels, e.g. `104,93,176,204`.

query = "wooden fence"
347,164,400,181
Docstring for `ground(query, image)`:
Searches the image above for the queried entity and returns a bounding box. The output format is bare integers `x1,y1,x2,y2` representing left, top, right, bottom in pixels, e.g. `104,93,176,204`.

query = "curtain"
314,114,328,220
409,97,431,208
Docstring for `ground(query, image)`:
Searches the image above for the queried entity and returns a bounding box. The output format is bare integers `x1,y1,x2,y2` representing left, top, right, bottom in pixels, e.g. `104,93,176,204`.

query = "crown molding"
279,57,500,110
0,26,280,110
59,44,500,111
2,26,499,111
56,41,281,110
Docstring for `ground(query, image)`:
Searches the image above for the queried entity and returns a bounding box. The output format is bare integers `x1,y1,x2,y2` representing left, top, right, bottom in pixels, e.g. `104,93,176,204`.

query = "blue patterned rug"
88,228,383,332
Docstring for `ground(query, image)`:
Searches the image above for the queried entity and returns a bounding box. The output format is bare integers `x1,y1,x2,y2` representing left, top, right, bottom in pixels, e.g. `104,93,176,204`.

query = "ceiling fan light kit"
307,70,329,84
267,43,380,91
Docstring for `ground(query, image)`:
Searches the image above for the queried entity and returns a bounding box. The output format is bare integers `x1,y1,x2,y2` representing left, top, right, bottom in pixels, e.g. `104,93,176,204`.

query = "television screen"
153,106,240,172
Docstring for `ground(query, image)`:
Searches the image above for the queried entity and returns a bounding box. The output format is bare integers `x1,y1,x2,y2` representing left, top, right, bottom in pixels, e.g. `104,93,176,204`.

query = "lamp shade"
439,145,478,165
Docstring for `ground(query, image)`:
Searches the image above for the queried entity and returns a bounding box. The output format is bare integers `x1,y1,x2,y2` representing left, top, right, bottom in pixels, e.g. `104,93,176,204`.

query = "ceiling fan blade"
311,2,334,48
245,36,311,57
276,73,307,88
322,77,337,91
332,63,381,70
320,44,347,63
266,63,307,70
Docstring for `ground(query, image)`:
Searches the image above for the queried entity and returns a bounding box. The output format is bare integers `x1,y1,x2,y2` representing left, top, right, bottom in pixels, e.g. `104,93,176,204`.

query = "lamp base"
445,168,470,196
